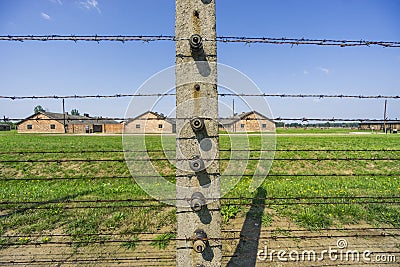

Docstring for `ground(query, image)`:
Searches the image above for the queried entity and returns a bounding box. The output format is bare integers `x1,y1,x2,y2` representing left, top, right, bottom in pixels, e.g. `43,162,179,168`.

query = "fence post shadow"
0,190,92,219
226,187,266,267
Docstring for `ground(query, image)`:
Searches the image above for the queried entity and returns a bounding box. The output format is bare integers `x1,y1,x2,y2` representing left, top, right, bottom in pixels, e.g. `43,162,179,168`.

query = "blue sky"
0,0,399,121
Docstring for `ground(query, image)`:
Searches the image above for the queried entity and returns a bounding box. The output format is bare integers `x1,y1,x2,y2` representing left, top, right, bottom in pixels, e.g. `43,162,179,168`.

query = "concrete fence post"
175,0,221,266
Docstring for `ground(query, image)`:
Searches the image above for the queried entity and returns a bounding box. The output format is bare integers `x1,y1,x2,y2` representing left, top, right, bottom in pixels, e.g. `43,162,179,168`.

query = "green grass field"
0,130,399,248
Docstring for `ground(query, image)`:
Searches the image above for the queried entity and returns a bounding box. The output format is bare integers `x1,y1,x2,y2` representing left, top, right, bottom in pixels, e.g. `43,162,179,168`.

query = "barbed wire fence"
1,33,400,266
1,34,400,47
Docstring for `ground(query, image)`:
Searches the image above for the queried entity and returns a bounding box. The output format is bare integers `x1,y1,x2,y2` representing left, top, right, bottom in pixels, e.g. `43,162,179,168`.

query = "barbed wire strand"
2,195,399,205
1,232,400,247
1,35,400,48
1,199,399,209
1,156,400,163
1,148,400,155
3,241,397,256
1,93,400,100
1,254,399,267
2,32,400,267
3,226,400,239
2,172,399,181
5,116,399,122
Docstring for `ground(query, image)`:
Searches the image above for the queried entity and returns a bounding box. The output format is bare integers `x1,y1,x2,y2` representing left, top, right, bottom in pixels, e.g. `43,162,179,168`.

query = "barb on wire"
1,148,400,155
2,172,399,181
1,196,399,207
5,116,400,122
0,35,176,43
3,226,400,238
215,36,400,48
0,93,175,100
0,256,176,264
1,93,400,100
1,35,400,48
0,233,399,247
1,156,400,164
219,93,400,99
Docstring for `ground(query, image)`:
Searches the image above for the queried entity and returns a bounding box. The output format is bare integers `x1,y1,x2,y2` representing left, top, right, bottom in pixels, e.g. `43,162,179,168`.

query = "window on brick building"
27,124,32,130
50,124,56,129
158,124,163,129
136,124,140,129
262,124,267,128
240,124,245,128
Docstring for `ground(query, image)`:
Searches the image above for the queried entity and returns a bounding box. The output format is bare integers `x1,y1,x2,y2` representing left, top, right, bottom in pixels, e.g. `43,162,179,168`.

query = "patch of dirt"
1,212,399,266
222,209,400,266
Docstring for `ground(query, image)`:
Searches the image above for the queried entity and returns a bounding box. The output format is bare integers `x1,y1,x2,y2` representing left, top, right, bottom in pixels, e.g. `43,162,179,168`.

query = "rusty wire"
0,148,400,155
1,34,400,48
1,156,400,164
1,196,399,208
2,24,400,267
1,172,399,181
1,93,400,100
4,116,400,122
1,31,400,267
3,226,400,239
1,232,399,247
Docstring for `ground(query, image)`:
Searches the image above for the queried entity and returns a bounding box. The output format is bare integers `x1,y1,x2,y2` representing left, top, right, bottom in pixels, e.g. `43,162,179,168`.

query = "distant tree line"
34,105,46,114
1,121,16,130
33,105,80,116
275,122,359,128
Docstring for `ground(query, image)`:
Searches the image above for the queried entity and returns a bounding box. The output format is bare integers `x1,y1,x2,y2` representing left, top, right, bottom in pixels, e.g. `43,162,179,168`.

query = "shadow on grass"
0,190,92,220
226,187,266,267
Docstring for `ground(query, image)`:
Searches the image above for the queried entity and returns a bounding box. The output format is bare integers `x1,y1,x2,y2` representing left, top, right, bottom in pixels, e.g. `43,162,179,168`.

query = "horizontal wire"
1,32,399,266
1,196,399,206
0,93,176,100
2,172,399,181
2,254,400,266
1,157,400,163
1,251,175,257
230,201,400,206
216,36,400,48
319,264,397,267
0,201,396,209
223,226,400,233
1,93,400,100
1,202,398,210
0,34,176,42
1,148,400,155
5,117,400,122
224,196,400,201
1,34,399,48
2,243,396,256
0,264,173,267
1,244,398,253
3,226,400,238
0,259,183,266
2,233,399,247
219,93,400,99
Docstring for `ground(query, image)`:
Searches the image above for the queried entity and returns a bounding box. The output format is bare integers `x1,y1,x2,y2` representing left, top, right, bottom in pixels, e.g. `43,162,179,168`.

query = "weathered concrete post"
176,0,221,266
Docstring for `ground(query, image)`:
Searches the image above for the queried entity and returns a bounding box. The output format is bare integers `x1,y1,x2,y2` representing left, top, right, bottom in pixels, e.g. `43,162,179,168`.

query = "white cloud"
49,0,62,5
40,12,51,20
318,67,330,74
80,0,101,13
